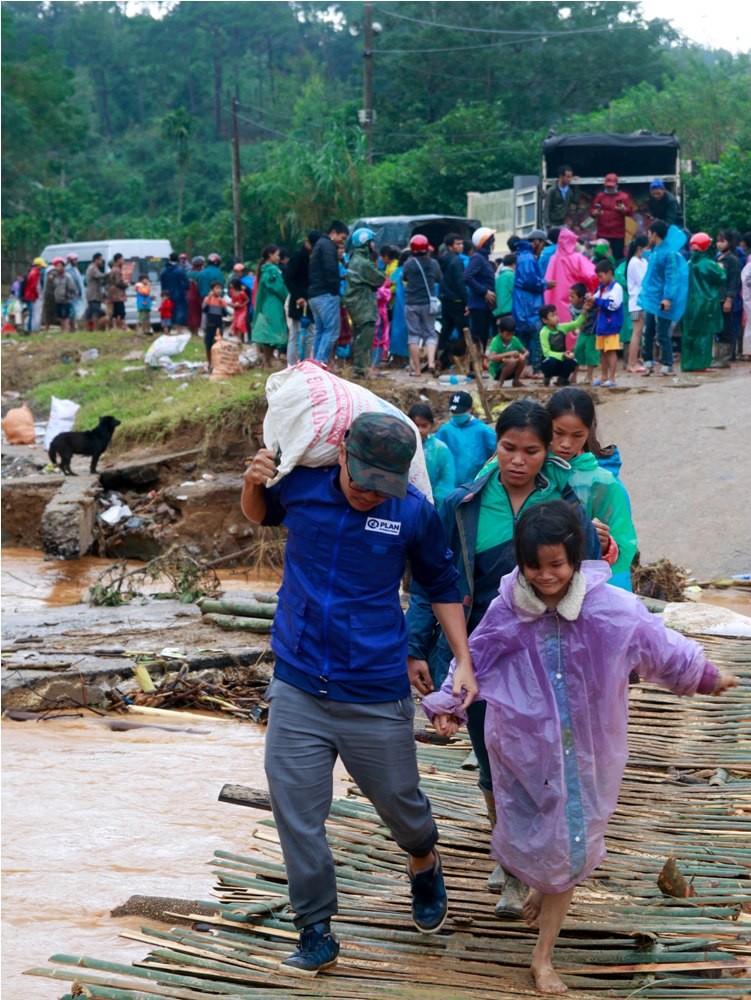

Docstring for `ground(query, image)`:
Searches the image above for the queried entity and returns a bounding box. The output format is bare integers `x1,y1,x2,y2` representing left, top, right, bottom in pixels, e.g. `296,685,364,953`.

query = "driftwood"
197,597,276,619
218,784,272,810
201,613,273,632
463,326,494,422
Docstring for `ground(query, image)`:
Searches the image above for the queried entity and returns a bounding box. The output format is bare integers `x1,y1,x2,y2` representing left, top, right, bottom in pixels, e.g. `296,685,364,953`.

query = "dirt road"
594,366,750,580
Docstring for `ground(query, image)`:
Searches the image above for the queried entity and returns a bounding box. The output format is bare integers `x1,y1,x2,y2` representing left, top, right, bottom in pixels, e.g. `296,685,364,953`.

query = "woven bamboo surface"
27,633,751,999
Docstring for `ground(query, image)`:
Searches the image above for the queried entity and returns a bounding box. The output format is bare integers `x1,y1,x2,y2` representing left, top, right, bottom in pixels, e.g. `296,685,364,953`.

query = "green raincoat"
682,250,725,371
251,263,287,348
565,450,637,591
342,246,384,326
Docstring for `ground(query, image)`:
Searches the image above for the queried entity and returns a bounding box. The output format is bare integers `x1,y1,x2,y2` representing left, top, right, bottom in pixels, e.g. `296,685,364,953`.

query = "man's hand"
244,448,278,487
723,297,732,313
546,280,557,290
485,291,497,307
408,657,434,696
452,657,478,710
660,298,671,312
433,713,460,737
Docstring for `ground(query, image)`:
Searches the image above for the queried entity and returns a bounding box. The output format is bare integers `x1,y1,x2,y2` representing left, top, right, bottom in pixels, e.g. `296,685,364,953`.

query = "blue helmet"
351,227,376,248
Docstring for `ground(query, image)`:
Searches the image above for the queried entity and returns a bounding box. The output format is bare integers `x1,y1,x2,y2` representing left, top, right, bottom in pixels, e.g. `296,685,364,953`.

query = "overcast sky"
639,0,750,53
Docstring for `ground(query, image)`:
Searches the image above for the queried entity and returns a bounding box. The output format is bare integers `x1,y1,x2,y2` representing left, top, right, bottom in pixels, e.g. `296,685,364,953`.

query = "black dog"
49,415,121,475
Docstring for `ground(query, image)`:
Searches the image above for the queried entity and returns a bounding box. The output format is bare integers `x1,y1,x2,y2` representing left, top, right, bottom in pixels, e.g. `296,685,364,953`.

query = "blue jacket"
262,466,460,700
464,246,495,310
435,416,497,487
638,225,689,322
513,241,547,331
406,462,601,687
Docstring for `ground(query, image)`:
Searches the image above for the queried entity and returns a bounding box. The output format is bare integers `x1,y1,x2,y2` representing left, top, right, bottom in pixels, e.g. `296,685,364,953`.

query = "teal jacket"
564,451,637,591
638,225,689,322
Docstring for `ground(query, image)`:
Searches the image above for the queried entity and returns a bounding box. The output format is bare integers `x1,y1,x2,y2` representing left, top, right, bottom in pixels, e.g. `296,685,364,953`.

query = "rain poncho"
543,228,598,322
564,451,636,590
638,225,689,322
682,249,724,371
422,434,456,507
614,259,632,344
434,416,496,488
512,241,547,331
343,246,383,326
422,561,717,894
252,263,288,348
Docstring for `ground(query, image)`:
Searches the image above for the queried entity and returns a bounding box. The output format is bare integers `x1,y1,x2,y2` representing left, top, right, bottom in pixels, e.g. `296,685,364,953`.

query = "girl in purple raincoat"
423,501,736,995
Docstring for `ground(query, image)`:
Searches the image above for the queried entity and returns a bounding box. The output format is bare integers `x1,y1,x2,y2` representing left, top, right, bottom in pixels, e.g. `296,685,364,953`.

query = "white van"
40,239,173,327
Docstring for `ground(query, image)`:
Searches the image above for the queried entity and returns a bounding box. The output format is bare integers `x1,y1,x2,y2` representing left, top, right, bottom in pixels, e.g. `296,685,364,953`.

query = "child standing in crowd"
625,235,648,373
487,315,528,386
134,274,152,336
372,279,391,374
159,291,174,332
546,387,637,590
202,280,227,365
407,403,456,507
591,260,623,387
569,284,598,385
229,278,249,341
423,500,736,996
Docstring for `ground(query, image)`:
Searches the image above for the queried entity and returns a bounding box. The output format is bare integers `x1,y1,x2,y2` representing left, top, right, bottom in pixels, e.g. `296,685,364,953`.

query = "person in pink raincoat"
422,501,736,996
370,279,391,374
543,228,598,323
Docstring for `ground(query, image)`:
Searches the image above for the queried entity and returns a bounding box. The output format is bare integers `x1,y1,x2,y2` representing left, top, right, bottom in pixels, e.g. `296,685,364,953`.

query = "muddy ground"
2,362,750,580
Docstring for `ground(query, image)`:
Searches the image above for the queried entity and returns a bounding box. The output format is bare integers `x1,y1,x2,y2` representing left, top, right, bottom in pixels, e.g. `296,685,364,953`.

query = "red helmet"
689,231,711,252
409,234,429,253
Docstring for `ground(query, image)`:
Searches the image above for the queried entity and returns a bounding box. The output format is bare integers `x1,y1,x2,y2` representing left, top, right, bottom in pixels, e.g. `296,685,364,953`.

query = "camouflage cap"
345,412,417,499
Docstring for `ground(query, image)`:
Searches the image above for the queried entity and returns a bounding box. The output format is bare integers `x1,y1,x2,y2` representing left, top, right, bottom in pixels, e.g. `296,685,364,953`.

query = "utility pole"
362,2,374,164
231,97,243,261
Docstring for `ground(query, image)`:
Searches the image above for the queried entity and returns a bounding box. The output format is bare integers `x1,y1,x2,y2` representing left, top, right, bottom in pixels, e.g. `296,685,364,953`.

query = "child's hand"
433,713,461,737
712,670,738,695
592,516,611,553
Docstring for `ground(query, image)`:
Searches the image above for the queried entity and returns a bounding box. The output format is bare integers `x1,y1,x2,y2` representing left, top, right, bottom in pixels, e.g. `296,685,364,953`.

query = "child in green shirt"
487,315,528,385
538,304,583,387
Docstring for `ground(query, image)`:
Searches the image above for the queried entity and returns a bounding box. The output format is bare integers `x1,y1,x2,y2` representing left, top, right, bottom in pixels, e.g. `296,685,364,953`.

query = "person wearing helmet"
65,253,85,330
310,220,349,364
342,228,385,378
402,234,442,376
202,254,225,293
681,233,725,371
463,228,497,354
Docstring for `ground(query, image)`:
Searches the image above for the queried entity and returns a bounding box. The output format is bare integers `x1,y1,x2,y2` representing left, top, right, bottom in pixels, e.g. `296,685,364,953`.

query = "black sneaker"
281,921,340,977
408,849,448,933
543,375,551,386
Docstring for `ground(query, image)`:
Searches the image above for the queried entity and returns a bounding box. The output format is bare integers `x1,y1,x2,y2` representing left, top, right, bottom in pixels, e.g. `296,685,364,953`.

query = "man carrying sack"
241,412,476,975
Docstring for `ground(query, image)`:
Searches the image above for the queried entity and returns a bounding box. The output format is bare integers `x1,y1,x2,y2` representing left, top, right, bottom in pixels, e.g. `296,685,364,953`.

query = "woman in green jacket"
546,387,637,590
252,245,288,367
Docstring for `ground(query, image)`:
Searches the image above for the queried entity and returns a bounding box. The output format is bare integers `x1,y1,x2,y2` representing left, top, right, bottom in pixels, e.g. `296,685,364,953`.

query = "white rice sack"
262,361,433,501
144,332,191,367
44,396,80,450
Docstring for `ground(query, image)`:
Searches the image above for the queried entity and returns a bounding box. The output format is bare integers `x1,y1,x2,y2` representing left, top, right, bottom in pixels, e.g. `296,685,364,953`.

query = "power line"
374,6,632,37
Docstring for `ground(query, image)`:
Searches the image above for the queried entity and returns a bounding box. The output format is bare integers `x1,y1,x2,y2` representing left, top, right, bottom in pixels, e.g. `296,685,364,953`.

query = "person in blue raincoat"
434,391,496,487
512,240,549,371
638,221,688,377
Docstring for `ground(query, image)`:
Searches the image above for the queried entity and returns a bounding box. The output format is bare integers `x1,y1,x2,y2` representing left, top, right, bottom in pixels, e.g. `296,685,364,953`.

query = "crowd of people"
8,176,750,383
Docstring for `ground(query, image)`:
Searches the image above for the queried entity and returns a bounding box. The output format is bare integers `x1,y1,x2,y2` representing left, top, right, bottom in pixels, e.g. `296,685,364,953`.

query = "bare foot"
523,889,543,928
531,959,568,994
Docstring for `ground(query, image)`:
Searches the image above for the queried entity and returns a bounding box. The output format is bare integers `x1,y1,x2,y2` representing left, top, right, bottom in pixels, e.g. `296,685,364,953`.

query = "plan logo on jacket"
365,517,401,537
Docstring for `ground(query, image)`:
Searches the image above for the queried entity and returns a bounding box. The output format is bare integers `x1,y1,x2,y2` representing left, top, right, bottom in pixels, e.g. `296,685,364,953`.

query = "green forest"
2,0,750,273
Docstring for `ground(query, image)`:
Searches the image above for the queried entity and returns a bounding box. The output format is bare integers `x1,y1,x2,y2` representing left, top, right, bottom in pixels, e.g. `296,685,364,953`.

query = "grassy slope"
1,329,269,453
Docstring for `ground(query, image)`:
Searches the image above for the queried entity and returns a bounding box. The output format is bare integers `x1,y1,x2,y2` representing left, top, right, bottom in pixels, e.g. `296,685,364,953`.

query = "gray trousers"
264,678,438,929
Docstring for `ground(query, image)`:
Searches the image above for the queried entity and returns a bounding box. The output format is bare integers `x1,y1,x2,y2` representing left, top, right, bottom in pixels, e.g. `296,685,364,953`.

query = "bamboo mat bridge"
28,632,751,999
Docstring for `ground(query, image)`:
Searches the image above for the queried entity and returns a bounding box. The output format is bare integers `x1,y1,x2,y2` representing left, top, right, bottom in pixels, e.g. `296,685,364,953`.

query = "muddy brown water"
0,549,354,1000
2,548,749,999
